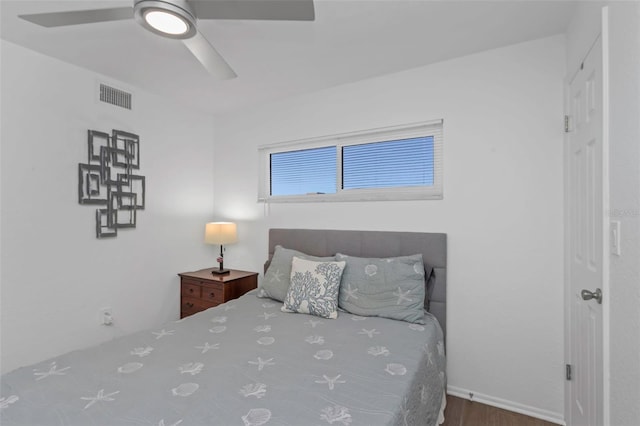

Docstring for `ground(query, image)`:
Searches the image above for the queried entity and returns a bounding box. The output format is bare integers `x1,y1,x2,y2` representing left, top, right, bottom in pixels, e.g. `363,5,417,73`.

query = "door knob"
581,288,602,304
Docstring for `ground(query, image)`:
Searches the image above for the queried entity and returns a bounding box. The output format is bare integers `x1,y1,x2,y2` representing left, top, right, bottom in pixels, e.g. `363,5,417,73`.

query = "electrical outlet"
100,308,113,326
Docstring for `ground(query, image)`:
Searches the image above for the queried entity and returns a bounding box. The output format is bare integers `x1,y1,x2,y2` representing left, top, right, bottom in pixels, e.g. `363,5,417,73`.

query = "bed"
1,229,447,426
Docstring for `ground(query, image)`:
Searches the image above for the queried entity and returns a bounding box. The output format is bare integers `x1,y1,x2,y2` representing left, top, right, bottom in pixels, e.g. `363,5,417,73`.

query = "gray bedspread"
1,291,446,426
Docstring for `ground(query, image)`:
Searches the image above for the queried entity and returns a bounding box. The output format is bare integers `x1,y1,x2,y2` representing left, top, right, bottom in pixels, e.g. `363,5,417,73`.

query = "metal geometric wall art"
78,129,145,238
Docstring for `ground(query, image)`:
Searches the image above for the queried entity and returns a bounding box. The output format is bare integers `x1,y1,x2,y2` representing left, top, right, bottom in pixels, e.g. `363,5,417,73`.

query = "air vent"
99,83,132,110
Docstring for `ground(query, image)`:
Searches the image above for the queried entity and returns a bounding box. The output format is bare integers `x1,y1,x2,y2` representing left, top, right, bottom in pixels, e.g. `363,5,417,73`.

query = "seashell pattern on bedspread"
0,290,446,425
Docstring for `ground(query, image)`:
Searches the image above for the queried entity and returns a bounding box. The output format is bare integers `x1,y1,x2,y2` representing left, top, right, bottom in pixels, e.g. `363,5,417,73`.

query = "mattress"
1,290,446,425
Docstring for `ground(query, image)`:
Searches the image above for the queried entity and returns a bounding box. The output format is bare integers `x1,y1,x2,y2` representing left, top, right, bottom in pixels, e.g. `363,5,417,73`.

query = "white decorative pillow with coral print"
281,257,346,319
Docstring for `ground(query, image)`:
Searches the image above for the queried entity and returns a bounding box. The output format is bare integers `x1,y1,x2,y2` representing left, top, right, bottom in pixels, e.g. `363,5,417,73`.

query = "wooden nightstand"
178,268,258,318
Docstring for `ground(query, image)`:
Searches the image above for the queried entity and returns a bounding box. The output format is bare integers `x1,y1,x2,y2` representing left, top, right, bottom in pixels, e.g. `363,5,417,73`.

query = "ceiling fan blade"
182,31,237,79
190,0,315,21
18,7,134,28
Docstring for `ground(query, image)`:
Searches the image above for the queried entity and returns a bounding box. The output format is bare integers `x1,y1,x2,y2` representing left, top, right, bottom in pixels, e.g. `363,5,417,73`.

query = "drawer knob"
210,292,215,298
189,288,194,293
186,302,194,308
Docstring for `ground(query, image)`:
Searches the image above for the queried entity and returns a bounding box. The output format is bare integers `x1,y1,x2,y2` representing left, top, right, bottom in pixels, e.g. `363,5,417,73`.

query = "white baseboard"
447,386,566,425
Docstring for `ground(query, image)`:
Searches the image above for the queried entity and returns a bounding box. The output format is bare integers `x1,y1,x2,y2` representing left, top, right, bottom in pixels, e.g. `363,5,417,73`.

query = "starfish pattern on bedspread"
80,389,120,410
152,329,175,339
315,374,346,390
0,396,19,410
248,357,275,371
195,342,219,353
358,329,380,338
33,362,70,381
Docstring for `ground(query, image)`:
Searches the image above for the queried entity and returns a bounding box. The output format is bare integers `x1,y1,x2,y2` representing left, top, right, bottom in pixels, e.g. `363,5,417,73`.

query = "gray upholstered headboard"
266,228,447,337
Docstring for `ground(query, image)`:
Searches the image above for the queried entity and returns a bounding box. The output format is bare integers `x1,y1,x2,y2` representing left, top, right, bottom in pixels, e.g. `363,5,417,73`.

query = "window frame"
258,119,443,203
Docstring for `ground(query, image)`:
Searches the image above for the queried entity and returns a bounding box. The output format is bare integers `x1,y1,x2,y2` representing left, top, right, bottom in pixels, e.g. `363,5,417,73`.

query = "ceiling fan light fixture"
134,0,197,39
144,10,188,35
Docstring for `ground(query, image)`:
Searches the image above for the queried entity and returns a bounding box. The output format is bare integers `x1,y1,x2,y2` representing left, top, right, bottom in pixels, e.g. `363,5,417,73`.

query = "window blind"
270,146,337,196
342,136,434,189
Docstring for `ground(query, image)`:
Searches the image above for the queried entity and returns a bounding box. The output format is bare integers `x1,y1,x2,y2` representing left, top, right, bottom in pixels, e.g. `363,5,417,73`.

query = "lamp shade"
204,222,237,245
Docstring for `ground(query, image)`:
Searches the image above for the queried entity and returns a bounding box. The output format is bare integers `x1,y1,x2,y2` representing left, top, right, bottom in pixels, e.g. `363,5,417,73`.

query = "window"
270,146,336,196
342,136,434,189
259,120,443,202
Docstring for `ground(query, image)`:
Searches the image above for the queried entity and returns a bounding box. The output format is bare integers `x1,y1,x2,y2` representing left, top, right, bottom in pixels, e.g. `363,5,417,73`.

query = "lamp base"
211,268,231,275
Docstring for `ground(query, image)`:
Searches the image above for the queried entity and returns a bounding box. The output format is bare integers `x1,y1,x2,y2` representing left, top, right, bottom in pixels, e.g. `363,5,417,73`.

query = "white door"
566,35,605,426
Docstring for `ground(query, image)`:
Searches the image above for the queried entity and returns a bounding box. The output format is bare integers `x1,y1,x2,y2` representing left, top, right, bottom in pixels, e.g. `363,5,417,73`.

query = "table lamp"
204,222,237,275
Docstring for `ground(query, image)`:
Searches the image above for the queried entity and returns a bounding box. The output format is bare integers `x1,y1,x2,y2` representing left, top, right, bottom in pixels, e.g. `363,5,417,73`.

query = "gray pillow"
336,253,426,324
258,245,335,302
281,257,346,319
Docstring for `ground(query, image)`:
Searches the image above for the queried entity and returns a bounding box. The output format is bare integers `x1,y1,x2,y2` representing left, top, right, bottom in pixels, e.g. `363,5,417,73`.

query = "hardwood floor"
441,395,560,426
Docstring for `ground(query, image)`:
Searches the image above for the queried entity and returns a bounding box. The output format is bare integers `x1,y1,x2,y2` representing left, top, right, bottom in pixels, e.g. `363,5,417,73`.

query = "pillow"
423,264,435,310
281,257,346,319
336,253,426,324
258,245,335,302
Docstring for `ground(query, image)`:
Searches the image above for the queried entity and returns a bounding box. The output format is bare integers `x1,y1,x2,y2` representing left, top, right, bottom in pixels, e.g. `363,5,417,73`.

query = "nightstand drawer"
182,277,212,287
202,285,223,303
181,296,217,316
181,282,201,298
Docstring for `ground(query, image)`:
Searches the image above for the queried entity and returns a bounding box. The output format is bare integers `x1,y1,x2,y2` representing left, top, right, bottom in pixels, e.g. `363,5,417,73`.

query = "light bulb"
144,10,188,35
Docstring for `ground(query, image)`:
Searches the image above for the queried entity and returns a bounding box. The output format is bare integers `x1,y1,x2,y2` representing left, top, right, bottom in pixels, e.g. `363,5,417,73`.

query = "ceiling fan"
18,0,315,79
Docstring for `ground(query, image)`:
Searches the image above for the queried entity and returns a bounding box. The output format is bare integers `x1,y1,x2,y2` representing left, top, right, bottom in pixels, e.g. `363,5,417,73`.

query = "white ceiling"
1,0,577,115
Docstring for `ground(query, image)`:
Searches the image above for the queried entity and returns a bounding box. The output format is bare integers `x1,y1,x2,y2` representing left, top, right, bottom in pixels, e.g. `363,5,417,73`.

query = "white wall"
212,36,566,422
608,5,640,424
566,3,640,425
0,41,216,374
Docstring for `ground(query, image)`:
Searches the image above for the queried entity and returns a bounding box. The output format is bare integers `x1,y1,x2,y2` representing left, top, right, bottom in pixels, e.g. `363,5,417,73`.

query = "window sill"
259,188,443,203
